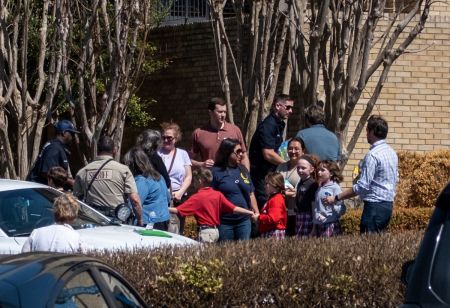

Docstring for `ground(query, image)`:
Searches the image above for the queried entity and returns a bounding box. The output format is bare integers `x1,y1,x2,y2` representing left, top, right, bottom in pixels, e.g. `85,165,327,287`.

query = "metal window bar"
161,0,211,25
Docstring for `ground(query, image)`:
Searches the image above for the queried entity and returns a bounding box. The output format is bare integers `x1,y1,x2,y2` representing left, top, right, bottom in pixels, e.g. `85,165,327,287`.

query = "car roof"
0,179,49,192
0,253,118,307
0,252,102,279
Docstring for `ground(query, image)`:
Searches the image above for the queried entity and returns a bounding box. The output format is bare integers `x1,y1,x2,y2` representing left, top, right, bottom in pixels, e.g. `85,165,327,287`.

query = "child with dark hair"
312,160,346,237
47,166,68,191
170,168,256,243
22,194,85,253
256,172,287,240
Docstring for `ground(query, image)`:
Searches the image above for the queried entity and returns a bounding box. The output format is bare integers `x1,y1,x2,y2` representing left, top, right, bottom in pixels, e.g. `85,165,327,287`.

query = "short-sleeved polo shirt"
211,166,254,224
191,122,247,162
249,112,286,175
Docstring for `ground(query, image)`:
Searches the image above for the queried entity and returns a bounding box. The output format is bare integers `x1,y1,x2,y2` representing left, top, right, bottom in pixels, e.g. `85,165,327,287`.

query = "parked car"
0,252,147,307
401,182,450,307
0,179,197,254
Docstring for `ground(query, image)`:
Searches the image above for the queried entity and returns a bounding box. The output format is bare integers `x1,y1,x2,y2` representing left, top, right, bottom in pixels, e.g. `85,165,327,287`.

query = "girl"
295,154,319,237
276,137,305,236
313,160,346,237
257,172,287,240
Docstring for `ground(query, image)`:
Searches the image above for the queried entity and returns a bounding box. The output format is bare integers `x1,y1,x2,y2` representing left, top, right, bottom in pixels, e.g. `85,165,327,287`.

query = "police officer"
27,119,79,187
73,136,143,225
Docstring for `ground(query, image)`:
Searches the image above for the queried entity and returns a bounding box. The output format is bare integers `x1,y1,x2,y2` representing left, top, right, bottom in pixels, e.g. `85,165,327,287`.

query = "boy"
170,168,257,243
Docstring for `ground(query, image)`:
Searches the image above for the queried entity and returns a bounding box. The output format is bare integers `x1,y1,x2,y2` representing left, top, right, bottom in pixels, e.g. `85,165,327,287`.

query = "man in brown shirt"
191,98,250,170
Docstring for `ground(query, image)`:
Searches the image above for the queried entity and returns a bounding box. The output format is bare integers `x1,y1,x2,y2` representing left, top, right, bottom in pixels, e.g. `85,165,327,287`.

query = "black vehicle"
401,182,450,307
0,252,147,308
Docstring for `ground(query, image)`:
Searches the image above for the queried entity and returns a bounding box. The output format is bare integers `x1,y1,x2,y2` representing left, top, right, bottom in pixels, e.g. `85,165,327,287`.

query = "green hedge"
92,231,422,306
341,207,434,234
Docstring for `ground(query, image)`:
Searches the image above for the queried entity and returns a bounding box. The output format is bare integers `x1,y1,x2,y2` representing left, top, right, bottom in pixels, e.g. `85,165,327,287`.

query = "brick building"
138,1,450,189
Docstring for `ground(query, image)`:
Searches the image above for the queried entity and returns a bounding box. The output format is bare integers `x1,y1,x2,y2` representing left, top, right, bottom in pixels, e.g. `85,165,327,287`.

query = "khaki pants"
198,228,219,243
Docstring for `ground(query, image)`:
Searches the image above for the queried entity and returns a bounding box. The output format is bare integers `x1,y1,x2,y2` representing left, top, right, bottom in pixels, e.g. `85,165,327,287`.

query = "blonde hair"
160,121,182,142
54,194,79,223
265,172,285,194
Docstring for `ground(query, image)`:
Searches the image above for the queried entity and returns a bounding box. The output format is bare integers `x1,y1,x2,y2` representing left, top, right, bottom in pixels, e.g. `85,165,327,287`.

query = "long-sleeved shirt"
313,181,345,224
259,193,287,234
353,140,398,202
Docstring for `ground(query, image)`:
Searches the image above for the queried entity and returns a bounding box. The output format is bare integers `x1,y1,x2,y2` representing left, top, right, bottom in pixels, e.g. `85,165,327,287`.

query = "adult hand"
203,159,215,168
252,213,260,222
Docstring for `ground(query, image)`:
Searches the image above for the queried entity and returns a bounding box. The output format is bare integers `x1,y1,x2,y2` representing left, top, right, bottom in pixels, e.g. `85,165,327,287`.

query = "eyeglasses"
162,136,175,142
233,149,245,156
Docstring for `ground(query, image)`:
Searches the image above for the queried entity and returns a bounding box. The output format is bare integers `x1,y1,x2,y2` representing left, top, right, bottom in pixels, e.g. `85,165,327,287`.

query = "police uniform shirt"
73,155,138,208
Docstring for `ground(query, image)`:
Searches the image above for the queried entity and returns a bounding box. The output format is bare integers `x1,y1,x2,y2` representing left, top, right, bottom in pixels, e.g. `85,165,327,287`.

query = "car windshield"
0,188,110,237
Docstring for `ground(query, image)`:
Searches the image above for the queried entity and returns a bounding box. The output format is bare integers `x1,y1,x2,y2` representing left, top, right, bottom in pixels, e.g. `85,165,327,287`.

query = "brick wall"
139,2,450,189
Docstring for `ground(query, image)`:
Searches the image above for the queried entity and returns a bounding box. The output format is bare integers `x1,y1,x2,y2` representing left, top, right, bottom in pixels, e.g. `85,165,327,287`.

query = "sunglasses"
284,105,293,110
233,149,245,156
162,136,175,142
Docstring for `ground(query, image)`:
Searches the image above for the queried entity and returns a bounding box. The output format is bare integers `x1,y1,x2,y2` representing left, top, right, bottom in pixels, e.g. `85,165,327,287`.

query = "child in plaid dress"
257,172,287,240
295,155,319,237
312,161,346,237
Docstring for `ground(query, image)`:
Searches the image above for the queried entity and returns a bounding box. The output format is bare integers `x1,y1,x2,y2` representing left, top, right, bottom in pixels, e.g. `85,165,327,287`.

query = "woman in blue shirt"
123,147,170,230
212,139,259,241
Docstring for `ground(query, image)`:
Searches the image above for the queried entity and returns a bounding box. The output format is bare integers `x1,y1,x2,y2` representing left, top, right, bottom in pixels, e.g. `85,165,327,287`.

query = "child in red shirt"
170,168,256,243
257,172,287,240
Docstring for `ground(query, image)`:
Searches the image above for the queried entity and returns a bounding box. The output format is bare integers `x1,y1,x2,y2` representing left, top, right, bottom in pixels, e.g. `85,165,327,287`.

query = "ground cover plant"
92,231,422,306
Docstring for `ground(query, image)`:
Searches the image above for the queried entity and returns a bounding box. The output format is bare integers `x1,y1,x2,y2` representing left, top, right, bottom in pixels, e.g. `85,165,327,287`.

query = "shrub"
396,150,450,208
341,207,433,235
92,231,422,306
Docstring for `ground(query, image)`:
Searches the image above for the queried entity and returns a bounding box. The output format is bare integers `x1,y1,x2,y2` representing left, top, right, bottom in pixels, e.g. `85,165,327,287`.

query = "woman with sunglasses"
212,138,259,241
158,122,192,233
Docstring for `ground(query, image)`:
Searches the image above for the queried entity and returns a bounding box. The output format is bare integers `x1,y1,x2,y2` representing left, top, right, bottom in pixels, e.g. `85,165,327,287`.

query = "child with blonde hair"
22,194,85,253
313,161,346,237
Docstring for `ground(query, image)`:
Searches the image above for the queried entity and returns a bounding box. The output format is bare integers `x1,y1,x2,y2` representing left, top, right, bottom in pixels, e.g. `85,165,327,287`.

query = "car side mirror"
401,259,415,285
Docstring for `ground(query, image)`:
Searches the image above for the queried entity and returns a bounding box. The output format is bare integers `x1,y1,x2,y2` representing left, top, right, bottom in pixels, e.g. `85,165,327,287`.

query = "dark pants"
360,201,393,233
250,171,267,209
219,219,252,242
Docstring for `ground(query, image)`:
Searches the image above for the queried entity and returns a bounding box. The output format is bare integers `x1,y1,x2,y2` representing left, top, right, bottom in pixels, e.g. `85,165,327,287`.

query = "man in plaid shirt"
323,115,398,233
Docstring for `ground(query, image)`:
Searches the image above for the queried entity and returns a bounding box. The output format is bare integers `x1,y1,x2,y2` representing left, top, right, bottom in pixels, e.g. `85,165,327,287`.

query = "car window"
0,188,110,237
100,271,143,308
55,270,108,307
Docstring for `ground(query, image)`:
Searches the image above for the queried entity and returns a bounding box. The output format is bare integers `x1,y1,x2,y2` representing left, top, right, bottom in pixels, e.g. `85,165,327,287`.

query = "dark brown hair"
318,160,343,183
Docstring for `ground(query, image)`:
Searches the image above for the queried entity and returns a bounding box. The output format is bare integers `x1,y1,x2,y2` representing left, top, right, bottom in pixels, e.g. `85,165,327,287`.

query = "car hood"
1,225,197,255
78,224,198,251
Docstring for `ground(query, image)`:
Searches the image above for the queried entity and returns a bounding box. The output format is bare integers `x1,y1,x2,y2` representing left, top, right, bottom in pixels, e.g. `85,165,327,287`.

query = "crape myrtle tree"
0,0,164,179
209,0,432,166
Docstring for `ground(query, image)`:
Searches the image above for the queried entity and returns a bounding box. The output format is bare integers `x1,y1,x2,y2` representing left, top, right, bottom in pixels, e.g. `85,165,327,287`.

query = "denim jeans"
218,219,251,242
360,201,393,233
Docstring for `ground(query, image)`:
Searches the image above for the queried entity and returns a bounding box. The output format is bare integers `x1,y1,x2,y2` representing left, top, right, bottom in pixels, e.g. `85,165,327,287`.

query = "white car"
0,179,197,254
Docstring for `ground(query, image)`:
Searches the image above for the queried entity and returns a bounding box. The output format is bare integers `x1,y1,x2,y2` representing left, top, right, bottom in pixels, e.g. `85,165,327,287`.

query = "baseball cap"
54,119,80,134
